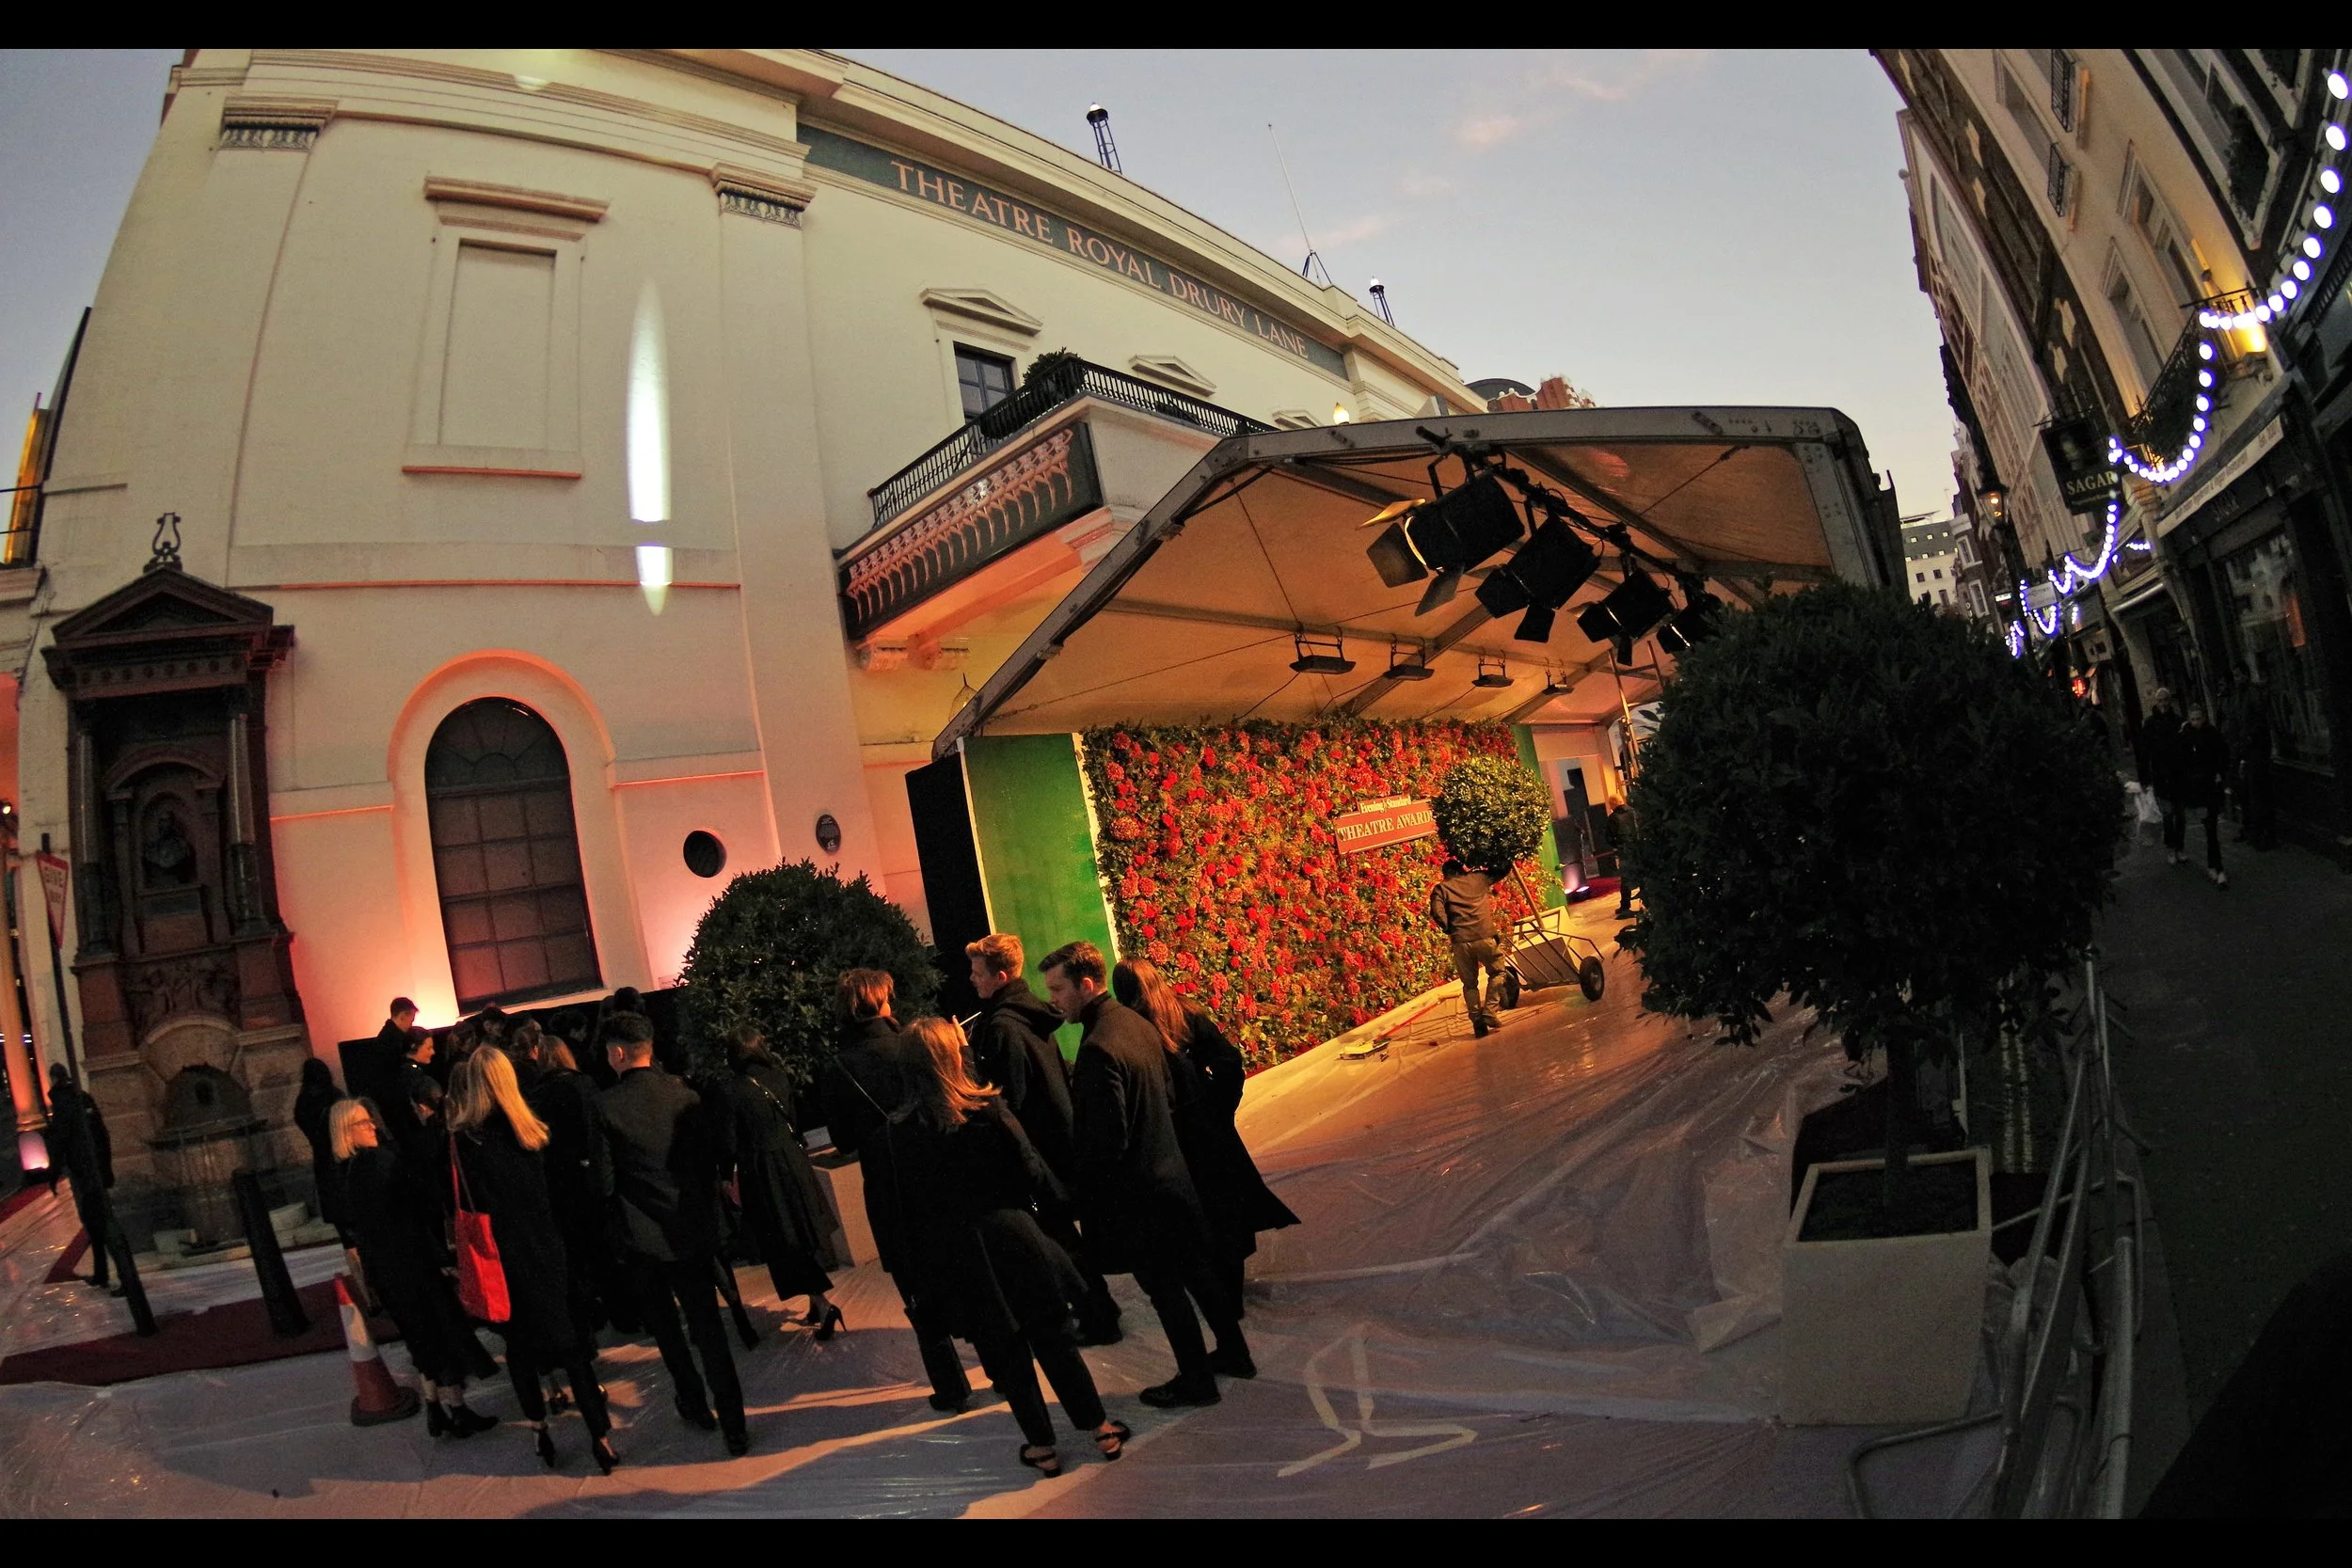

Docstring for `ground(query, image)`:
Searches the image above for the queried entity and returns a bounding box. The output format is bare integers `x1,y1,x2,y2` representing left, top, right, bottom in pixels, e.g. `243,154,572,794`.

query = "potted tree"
1625,581,2118,1423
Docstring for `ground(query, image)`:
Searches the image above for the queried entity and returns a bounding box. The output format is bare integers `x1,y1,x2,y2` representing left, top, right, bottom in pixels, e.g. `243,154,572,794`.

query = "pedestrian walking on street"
1609,800,1643,919
516,1024,624,1382
2141,687,2187,862
1049,940,1249,1408
448,1050,617,1473
890,1015,1129,1477
715,1024,844,1338
599,1012,750,1454
2176,704,2233,888
819,968,973,1411
1429,859,1508,1037
1113,959,1298,1312
331,1098,499,1437
967,932,1120,1344
46,1064,117,1292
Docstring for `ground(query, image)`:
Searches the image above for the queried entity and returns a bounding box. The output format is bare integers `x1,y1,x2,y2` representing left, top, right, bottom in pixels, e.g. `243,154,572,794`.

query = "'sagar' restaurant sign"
802,126,1348,380
1332,797,1438,855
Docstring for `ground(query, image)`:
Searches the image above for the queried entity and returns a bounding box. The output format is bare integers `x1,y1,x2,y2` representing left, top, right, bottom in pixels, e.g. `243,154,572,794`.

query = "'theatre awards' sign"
1332,797,1438,855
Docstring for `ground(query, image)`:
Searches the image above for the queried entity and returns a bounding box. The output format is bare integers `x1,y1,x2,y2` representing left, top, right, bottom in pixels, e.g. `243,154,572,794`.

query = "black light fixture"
1474,515,1602,643
1472,656,1513,689
1654,580,1726,656
1362,472,1525,613
1291,632,1355,675
1386,639,1435,680
1576,562,1674,649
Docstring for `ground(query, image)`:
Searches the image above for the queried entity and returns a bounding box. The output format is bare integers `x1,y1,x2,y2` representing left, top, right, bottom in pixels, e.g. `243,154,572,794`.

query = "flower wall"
1084,719,1539,1069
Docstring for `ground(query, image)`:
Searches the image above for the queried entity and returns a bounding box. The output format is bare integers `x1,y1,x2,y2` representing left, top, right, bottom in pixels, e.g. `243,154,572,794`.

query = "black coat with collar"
972,979,1076,1180
820,1015,925,1274
451,1110,580,1355
597,1064,719,1262
1169,1010,1299,1258
1069,993,1209,1273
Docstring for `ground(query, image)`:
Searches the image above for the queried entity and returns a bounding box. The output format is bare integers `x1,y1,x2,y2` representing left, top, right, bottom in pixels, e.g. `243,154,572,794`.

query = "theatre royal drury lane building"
0,48,1903,1230
0,48,1499,1216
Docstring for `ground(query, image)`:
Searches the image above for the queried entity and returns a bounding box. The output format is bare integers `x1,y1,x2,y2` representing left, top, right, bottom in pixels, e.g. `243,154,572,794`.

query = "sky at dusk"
0,49,1958,519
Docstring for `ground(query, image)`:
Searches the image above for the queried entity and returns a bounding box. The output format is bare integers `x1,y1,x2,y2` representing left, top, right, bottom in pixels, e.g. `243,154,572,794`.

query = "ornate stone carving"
219,95,332,152
120,950,242,1042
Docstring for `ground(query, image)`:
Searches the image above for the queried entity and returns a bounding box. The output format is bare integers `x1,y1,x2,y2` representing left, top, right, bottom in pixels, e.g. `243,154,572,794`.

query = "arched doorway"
425,698,601,1010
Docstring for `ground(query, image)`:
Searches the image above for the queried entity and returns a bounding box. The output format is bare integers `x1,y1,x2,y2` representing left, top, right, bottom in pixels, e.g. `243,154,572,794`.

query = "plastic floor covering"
0,912,2007,1516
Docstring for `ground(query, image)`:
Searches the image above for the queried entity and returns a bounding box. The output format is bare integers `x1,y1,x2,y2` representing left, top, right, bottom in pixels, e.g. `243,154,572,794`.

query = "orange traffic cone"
338,1275,421,1426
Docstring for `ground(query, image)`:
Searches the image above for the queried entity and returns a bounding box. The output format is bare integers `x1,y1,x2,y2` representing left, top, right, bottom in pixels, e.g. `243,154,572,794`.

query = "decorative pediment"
45,564,293,699
918,287,1042,339
1127,355,1216,400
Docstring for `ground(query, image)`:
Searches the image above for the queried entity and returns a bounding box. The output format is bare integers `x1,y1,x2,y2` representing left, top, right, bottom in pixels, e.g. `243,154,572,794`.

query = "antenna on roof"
1087,103,1122,174
1267,123,1331,286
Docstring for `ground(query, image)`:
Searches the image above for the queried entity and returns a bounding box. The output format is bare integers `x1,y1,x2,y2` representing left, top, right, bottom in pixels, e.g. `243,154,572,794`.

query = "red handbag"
450,1142,511,1323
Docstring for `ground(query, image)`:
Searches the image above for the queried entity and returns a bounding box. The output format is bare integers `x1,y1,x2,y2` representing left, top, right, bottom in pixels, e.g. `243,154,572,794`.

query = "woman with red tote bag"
449,1051,619,1474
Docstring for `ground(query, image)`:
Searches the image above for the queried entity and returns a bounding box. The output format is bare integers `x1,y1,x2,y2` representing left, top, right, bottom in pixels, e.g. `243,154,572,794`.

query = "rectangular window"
2105,253,2169,385
1931,180,1985,323
1998,61,2048,146
2219,530,2330,767
955,346,1016,421
2048,49,2076,132
440,243,554,451
2047,143,2074,215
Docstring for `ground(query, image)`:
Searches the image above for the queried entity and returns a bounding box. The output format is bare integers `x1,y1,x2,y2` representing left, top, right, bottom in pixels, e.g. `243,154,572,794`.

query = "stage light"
1362,473,1525,609
1291,633,1354,675
1386,641,1435,681
1654,587,1725,655
1472,657,1513,689
1577,566,1674,649
1475,517,1600,643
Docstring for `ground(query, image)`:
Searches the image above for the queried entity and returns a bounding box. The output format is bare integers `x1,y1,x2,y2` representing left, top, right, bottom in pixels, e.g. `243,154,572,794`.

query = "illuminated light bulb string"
2004,70,2346,657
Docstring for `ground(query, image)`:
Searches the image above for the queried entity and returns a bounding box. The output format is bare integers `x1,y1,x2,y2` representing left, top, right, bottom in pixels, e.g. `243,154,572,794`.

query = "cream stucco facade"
0,46,1480,1085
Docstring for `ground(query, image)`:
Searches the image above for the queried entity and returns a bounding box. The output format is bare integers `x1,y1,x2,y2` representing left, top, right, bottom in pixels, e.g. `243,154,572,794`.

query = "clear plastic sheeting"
0,925,2002,1515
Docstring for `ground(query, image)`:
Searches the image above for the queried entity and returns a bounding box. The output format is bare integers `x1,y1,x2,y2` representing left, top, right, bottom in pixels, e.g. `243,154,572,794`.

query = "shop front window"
2219,531,2331,768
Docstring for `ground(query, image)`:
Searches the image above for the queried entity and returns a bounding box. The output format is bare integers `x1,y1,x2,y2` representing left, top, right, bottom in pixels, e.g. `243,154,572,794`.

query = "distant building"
1902,515,1967,613
1471,373,1598,413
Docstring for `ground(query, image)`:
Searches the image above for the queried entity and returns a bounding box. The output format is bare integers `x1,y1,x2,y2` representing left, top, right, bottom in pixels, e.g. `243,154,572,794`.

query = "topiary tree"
1433,752,1551,879
1626,581,2120,1198
676,860,940,1090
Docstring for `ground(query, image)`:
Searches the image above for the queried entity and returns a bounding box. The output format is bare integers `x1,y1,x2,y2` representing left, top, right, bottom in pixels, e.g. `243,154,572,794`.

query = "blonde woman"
448,1049,617,1474
329,1097,496,1438
889,1016,1128,1476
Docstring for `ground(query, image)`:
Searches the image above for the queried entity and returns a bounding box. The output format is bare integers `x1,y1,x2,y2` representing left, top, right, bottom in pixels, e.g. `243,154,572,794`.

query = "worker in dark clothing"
965,932,1120,1345
2176,704,2233,889
46,1063,119,1292
2141,687,2186,861
1429,859,1507,1037
1609,800,1643,919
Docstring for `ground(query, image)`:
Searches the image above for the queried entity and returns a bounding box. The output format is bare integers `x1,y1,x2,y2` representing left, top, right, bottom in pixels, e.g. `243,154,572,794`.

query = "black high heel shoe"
534,1425,557,1469
809,1304,846,1342
593,1436,620,1475
450,1403,500,1438
425,1401,451,1439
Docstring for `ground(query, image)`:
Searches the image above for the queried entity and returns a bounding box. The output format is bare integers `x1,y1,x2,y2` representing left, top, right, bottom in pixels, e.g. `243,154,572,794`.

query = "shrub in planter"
676,860,939,1090
1432,752,1551,877
1626,580,2119,1212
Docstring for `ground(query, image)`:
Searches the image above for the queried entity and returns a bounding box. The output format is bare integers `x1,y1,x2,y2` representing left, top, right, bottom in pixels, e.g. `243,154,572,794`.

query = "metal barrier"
1847,953,2140,1517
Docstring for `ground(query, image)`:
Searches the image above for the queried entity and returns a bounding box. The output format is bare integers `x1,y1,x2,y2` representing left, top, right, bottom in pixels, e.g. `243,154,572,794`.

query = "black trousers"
626,1252,744,1436
1041,1207,1120,1336
74,1195,112,1287
1132,1240,1245,1381
973,1330,1107,1449
503,1339,611,1437
897,1282,972,1406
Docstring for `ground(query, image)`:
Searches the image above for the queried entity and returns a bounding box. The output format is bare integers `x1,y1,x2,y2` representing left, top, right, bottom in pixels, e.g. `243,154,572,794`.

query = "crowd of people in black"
2133,680,2277,888
289,932,1294,1479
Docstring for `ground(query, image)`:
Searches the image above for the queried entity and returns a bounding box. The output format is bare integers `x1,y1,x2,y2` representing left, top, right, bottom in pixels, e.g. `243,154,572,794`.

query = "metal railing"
863,357,1270,531
1847,952,2143,1518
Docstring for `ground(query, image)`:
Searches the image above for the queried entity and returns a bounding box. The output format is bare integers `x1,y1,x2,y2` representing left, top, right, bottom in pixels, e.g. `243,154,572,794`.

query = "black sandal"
1094,1420,1132,1461
1018,1444,1062,1476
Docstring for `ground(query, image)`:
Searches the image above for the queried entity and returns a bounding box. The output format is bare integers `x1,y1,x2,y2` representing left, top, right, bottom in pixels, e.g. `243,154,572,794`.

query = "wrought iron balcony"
2121,290,2258,464
863,357,1270,531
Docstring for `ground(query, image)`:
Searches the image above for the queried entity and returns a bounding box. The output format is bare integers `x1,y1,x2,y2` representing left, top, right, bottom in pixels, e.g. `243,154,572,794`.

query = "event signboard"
2042,416,2122,515
1332,797,1438,855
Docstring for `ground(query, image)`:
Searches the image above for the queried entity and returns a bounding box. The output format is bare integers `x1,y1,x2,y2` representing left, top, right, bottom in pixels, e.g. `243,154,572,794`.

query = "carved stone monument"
41,534,310,1239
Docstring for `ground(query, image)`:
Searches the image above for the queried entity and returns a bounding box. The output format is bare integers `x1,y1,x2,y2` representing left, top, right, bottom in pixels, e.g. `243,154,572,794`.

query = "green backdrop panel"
962,733,1117,1061
1514,724,1566,909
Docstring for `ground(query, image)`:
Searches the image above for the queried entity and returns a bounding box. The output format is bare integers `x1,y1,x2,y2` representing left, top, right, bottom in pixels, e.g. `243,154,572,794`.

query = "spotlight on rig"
1362,472,1525,613
1474,516,1602,643
1386,640,1436,681
1472,656,1514,689
1654,583,1726,656
1290,632,1356,675
1574,564,1673,650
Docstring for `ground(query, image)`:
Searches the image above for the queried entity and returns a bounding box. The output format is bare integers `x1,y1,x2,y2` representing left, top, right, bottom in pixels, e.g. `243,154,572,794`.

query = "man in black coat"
2141,687,2186,862
2176,704,2233,889
1429,860,1506,1037
342,997,417,1113
46,1063,119,1292
598,1012,748,1453
1049,940,1248,1408
819,968,972,1411
967,933,1120,1345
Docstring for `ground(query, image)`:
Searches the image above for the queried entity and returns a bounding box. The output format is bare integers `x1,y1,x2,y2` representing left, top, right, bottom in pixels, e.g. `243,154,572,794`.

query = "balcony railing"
864,358,1271,531
2122,290,2258,462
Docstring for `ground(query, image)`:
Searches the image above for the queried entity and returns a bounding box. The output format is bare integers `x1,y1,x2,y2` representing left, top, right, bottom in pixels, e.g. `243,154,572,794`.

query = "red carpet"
43,1228,90,1284
0,1278,347,1386
0,1184,48,1228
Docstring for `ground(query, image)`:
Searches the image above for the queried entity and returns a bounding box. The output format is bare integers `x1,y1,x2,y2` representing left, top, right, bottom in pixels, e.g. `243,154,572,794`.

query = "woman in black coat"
291,1059,348,1242
330,1099,499,1437
1113,960,1299,1307
448,1048,617,1474
892,1017,1127,1478
716,1026,844,1335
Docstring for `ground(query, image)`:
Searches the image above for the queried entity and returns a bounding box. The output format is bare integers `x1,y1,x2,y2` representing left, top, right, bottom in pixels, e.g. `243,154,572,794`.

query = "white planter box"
1780,1147,1991,1425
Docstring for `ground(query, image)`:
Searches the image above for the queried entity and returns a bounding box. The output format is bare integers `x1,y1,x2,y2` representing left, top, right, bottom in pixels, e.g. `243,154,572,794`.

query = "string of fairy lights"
2002,67,2348,657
